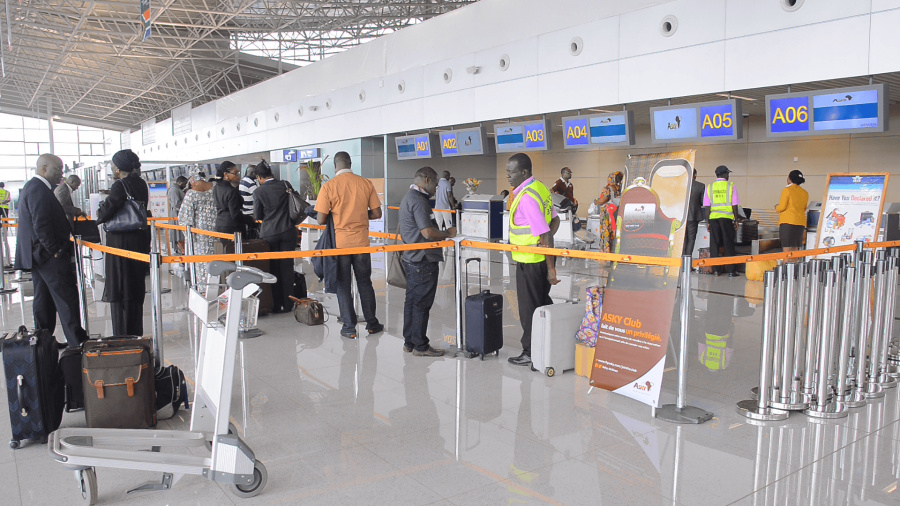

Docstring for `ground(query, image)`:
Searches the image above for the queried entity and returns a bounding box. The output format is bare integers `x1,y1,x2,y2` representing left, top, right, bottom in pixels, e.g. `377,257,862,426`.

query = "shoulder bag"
103,179,148,233
386,220,407,289
289,296,326,325
284,181,310,225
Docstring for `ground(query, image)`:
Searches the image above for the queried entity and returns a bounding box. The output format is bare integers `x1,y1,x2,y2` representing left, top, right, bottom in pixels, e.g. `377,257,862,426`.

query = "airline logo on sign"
652,108,697,141
813,90,879,131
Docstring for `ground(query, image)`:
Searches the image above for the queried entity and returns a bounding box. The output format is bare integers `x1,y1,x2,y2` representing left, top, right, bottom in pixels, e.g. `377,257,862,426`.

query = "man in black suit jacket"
682,168,706,259
15,154,88,348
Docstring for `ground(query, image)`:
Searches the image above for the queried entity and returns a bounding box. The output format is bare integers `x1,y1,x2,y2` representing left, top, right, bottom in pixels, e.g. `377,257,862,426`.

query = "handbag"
284,181,310,225
289,296,326,325
73,218,101,242
386,221,407,289
103,180,148,233
575,286,604,347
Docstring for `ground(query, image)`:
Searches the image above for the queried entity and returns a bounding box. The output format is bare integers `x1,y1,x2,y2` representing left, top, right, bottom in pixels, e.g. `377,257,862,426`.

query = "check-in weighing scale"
459,195,504,280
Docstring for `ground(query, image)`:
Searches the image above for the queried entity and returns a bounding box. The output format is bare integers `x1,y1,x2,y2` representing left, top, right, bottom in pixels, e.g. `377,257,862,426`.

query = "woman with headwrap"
213,161,255,246
592,171,624,253
178,167,217,284
96,149,151,336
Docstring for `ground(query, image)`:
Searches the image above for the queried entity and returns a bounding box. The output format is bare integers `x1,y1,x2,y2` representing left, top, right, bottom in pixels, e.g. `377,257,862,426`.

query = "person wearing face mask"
15,153,88,348
96,149,151,336
213,161,255,246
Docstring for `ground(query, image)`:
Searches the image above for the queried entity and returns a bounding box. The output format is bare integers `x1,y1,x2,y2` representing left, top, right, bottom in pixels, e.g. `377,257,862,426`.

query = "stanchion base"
841,391,867,408
750,387,758,400
656,404,714,424
770,399,808,411
863,384,885,399
239,328,264,339
876,376,898,388
736,400,789,421
804,402,848,419
0,288,18,295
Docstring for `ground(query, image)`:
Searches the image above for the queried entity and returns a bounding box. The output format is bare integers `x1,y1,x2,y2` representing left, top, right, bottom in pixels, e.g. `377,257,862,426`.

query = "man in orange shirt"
314,151,385,339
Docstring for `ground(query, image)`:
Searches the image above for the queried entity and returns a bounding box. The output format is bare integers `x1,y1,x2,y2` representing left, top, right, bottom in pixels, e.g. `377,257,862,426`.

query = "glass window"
54,130,78,143
24,143,39,155
24,129,49,143
22,117,45,129
55,143,79,157
78,130,103,143
0,114,22,129
0,155,25,167
0,142,23,155
0,128,24,142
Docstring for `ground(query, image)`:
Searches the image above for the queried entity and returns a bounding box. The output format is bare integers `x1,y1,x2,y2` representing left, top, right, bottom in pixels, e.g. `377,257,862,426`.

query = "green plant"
305,161,323,199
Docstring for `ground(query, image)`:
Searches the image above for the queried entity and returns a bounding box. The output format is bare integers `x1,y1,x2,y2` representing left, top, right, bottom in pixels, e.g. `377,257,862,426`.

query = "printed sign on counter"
815,173,889,254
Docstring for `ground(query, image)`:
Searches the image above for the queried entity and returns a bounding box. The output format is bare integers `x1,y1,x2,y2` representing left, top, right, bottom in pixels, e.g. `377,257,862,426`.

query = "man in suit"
16,154,88,348
682,168,705,261
54,174,86,223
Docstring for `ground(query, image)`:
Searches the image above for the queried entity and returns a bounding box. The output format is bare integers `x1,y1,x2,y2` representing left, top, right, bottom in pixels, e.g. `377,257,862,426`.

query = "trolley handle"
465,257,482,295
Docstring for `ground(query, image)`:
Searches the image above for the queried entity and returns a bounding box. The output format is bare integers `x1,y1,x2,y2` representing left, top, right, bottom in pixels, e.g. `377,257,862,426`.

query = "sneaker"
508,352,532,366
728,272,740,278
403,344,413,353
367,323,384,335
340,330,358,339
413,346,445,357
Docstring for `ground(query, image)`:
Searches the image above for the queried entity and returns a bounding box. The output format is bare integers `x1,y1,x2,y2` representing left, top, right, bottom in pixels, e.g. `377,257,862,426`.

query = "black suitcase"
225,239,274,315
59,347,84,412
2,325,64,449
82,337,156,429
464,258,503,359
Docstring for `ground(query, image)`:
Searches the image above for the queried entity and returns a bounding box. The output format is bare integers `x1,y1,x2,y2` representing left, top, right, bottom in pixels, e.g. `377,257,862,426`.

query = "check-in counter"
459,194,505,240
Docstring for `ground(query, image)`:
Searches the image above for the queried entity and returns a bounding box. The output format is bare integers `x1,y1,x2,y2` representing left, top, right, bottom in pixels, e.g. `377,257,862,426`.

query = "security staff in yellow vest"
0,182,10,218
702,165,743,277
506,153,560,367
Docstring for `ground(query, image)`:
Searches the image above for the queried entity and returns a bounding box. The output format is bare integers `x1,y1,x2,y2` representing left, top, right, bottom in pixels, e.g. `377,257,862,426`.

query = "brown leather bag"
82,338,156,429
289,296,326,326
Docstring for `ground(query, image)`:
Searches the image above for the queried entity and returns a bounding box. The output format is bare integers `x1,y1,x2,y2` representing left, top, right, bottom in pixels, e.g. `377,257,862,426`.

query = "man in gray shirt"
399,166,457,357
433,170,456,230
54,174,85,223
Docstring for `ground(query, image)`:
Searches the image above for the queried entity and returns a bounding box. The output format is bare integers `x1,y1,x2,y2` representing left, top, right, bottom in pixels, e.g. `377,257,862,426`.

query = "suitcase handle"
465,257,482,295
16,375,26,417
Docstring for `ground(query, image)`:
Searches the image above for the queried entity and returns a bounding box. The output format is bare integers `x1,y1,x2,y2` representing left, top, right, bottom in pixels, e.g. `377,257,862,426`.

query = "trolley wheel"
9,440,18,450
78,468,98,506
232,460,267,498
546,368,555,377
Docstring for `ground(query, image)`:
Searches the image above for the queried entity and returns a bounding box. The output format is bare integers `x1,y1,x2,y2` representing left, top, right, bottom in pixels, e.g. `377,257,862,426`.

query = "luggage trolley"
48,261,274,505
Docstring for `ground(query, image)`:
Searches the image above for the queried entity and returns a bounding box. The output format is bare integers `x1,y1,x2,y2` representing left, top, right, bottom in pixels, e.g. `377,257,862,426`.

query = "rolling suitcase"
225,239,274,315
59,347,84,412
464,258,503,359
2,325,64,448
82,337,156,429
530,302,583,377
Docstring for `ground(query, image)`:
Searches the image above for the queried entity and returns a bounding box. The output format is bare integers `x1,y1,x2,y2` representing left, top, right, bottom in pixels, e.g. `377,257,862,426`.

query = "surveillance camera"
466,66,480,75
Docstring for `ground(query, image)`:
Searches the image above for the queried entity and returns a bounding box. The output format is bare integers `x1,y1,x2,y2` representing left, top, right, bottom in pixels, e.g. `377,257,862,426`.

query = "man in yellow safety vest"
506,153,560,367
703,165,743,277
0,182,10,218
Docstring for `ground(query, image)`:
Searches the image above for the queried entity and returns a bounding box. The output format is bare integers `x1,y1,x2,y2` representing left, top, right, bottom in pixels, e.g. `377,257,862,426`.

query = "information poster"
589,150,695,408
148,182,168,217
815,173,889,251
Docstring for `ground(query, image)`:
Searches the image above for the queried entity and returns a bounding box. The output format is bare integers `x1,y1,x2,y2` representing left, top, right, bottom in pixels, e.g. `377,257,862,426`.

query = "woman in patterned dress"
178,171,217,284
593,171,624,253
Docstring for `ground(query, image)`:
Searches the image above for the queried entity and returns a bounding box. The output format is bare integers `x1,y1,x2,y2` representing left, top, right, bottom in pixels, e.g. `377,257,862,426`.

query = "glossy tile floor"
1,250,899,505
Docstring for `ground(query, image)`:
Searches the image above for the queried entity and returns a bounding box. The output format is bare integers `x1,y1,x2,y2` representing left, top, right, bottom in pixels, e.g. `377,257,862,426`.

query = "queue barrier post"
787,261,810,408
864,259,888,399
801,260,823,403
852,260,874,403
805,269,848,419
875,255,898,388
73,237,89,336
0,223,16,295
234,232,243,267
656,256,713,424
184,225,198,288
737,270,789,421
836,266,858,406
770,265,787,406
773,263,806,410
149,224,165,373
453,236,465,353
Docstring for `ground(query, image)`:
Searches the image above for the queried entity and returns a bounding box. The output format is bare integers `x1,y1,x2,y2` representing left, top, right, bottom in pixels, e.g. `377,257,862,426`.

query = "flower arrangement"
463,178,481,194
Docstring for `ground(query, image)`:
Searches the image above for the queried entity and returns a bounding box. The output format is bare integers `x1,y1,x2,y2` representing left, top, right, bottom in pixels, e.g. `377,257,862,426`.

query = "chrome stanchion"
738,270,789,421
801,260,822,403
232,231,262,340
184,225,198,288
774,263,806,410
657,256,714,424
769,265,788,407
73,237,90,336
864,259,887,398
149,228,165,374
789,261,810,408
0,226,16,295
835,266,857,406
805,269,847,419
449,236,472,359
852,260,874,404
875,255,898,388
234,232,243,267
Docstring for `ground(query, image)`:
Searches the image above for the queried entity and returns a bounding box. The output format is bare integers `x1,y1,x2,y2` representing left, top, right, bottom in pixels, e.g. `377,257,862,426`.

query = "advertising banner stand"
588,150,712,424
815,173,889,253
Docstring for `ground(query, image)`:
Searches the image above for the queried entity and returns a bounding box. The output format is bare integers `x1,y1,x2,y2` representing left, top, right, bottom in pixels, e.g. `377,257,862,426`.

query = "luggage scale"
48,261,274,505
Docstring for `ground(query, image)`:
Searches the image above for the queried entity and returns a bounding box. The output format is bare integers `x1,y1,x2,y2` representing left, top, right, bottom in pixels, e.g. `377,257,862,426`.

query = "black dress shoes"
508,352,532,366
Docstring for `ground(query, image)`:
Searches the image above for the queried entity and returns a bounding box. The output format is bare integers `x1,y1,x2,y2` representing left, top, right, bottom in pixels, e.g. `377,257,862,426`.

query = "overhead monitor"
494,120,548,153
650,99,743,143
439,127,484,157
562,111,635,148
766,84,888,138
298,148,320,161
395,134,432,160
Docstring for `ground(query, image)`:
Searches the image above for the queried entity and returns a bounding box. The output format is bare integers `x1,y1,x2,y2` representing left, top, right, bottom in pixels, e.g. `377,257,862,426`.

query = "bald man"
15,154,88,348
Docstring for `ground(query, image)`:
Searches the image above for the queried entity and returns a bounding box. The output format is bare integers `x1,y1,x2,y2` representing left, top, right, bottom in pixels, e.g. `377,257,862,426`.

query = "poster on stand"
148,182,168,218
815,173,889,253
589,150,695,408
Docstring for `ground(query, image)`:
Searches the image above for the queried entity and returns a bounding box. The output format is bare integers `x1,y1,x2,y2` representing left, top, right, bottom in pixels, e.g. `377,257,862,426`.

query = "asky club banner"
590,150,695,407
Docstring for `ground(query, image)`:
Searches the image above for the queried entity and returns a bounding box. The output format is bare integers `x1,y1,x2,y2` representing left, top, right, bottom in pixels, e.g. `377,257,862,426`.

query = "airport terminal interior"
1,0,900,505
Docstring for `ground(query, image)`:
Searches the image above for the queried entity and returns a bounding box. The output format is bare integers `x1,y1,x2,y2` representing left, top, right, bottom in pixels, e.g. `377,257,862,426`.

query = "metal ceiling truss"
0,0,478,131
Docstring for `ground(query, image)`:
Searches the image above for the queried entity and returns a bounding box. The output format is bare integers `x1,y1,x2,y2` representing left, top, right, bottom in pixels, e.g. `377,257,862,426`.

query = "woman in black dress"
96,149,151,336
